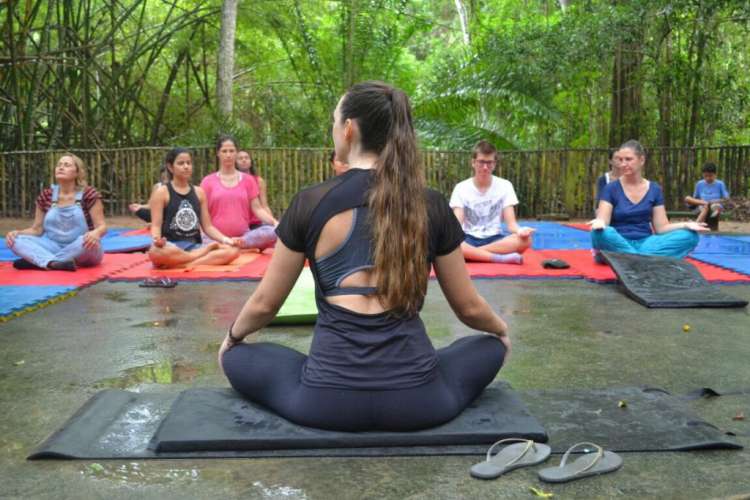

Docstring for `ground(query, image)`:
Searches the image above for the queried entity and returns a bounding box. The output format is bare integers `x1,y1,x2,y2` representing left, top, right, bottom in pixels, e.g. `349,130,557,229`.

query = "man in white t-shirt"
449,140,534,263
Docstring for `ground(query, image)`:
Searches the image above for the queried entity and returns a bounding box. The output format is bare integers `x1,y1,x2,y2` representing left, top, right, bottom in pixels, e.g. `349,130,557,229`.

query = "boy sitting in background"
684,162,729,231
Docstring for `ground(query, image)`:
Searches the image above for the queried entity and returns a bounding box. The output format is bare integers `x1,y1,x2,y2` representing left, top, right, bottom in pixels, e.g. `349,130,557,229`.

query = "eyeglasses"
474,160,497,167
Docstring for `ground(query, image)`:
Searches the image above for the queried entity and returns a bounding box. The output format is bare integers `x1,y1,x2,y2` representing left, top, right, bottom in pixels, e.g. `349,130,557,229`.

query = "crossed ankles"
47,260,77,271
12,259,76,271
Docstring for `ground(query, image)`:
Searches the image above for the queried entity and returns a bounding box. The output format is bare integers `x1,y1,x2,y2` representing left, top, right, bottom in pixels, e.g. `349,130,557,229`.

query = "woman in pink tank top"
200,135,278,251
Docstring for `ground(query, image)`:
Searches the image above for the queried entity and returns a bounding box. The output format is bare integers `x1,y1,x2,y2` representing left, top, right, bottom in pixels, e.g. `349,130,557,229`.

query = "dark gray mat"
523,387,742,452
28,383,546,459
28,385,740,460
602,251,748,308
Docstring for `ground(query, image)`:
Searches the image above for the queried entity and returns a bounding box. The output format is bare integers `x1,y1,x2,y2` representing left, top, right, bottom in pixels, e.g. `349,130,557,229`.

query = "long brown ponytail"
340,81,428,316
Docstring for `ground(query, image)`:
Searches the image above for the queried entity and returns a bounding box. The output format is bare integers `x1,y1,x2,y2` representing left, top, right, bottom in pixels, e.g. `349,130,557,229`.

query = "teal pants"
591,227,699,259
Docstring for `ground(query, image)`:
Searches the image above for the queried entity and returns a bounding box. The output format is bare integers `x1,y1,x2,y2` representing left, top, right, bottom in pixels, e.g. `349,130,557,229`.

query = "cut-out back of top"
315,206,377,297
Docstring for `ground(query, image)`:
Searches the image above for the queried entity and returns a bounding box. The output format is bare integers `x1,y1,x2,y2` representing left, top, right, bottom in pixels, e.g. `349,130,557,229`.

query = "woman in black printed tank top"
147,148,240,269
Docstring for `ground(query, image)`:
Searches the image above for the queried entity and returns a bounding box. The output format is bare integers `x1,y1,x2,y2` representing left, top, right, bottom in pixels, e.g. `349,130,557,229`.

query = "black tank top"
162,182,202,243
275,169,466,390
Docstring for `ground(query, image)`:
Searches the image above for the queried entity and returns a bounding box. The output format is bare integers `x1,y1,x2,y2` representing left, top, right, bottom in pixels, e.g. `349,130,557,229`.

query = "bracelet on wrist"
227,322,243,343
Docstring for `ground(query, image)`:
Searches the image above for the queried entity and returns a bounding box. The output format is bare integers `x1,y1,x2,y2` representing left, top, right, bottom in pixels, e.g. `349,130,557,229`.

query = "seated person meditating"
200,136,277,251
684,162,729,229
128,165,169,224
6,154,105,271
218,81,510,432
590,140,707,258
148,148,239,268
236,148,277,240
449,140,533,264
595,149,621,211
330,149,349,176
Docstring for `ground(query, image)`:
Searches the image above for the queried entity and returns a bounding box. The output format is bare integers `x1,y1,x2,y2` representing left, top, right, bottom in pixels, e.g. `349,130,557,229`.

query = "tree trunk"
217,0,238,117
655,19,672,149
7,1,25,149
608,15,644,147
151,49,188,144
685,27,708,148
343,0,357,88
454,0,471,45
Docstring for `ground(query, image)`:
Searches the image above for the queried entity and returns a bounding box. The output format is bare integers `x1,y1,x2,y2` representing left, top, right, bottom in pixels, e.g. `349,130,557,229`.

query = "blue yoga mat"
0,247,14,262
724,235,750,244
0,227,150,261
0,285,77,316
100,234,151,253
513,221,592,250
689,254,750,277
692,235,750,255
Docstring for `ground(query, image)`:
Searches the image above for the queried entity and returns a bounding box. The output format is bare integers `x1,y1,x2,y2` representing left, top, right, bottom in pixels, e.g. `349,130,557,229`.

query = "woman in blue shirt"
590,140,707,258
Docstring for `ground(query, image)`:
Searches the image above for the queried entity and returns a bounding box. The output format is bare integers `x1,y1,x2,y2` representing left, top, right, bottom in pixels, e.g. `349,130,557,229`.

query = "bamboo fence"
1,146,748,218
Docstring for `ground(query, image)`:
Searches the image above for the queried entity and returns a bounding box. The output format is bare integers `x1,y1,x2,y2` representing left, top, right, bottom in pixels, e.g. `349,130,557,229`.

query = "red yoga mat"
0,253,148,287
563,223,591,232
108,252,272,282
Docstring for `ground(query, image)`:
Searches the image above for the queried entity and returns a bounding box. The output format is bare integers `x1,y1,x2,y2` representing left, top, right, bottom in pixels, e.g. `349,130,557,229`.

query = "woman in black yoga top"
148,147,239,269
219,81,510,432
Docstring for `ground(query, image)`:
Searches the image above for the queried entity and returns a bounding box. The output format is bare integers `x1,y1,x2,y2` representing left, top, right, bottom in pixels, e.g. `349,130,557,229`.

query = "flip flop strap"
559,442,604,474
485,438,535,466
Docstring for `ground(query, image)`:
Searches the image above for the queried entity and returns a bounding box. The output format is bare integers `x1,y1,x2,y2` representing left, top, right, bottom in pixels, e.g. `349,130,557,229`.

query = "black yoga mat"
601,251,748,308
522,386,742,453
28,385,740,460
28,383,546,459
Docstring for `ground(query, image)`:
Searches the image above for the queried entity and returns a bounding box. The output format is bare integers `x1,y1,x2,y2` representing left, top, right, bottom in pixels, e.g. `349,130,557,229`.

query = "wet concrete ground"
1,279,749,499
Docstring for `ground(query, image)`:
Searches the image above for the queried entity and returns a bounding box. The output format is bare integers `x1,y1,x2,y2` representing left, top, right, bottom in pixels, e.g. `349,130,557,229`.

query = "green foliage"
1,0,749,151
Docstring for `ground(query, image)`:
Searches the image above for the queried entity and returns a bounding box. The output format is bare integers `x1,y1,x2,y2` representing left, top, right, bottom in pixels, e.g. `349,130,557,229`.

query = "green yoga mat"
269,267,318,325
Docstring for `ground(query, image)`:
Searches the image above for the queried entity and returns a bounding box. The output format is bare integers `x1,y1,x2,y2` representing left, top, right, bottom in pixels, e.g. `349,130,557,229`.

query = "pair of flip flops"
470,439,622,483
139,277,177,288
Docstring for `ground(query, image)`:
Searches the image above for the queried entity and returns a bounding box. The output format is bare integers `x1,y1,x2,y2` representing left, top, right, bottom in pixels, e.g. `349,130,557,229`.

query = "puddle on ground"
103,291,130,303
95,360,203,388
81,462,201,485
252,481,308,499
131,318,178,328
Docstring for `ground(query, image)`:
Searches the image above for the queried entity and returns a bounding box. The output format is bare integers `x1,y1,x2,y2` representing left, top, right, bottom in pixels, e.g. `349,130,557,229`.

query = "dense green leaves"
1,0,749,151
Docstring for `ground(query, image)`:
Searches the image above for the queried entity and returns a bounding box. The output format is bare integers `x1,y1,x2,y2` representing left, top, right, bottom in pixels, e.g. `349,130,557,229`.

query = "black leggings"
222,334,506,432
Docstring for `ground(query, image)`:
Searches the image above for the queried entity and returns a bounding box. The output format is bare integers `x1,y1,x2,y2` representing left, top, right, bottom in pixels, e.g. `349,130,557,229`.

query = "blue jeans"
11,185,103,269
464,232,508,248
12,234,103,268
591,227,699,259
204,225,277,250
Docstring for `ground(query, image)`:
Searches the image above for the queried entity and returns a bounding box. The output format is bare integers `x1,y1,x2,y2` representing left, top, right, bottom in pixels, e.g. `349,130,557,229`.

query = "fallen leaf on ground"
530,486,554,498
618,400,627,408
87,463,105,473
14,360,25,366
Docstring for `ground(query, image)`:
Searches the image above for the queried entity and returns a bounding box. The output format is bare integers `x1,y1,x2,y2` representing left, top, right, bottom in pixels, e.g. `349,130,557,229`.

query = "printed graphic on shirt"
171,199,199,233
464,198,503,231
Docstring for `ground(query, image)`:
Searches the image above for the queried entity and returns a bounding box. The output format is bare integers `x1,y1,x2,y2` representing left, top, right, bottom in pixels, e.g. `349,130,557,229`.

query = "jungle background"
2,0,750,217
